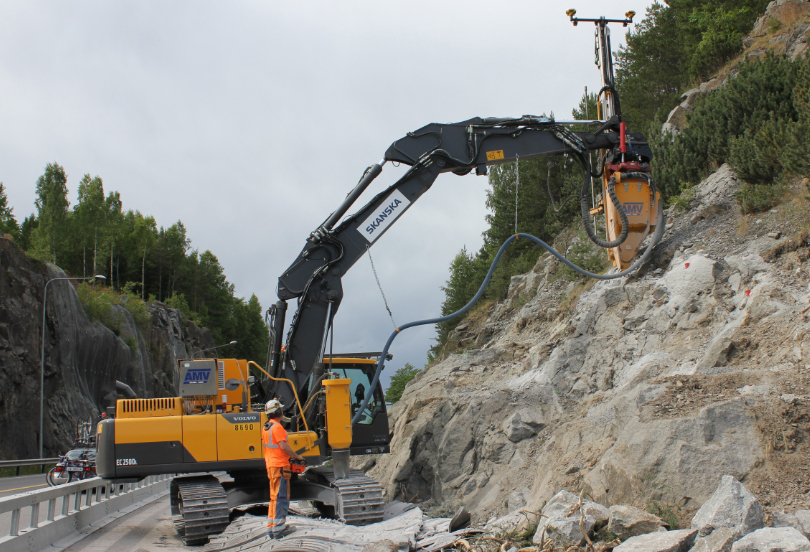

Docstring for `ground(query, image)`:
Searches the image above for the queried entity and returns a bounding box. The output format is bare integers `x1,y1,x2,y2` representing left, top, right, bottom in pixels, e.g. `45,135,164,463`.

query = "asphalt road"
57,492,186,552
0,473,48,496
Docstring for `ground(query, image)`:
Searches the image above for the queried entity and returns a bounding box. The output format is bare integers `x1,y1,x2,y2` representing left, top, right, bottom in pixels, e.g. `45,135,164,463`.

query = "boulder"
501,408,544,443
614,528,697,551
774,511,810,540
694,164,740,208
608,504,668,540
731,527,810,552
584,399,762,511
583,501,611,527
690,528,738,552
664,254,718,301
725,252,770,280
532,490,603,547
691,475,763,538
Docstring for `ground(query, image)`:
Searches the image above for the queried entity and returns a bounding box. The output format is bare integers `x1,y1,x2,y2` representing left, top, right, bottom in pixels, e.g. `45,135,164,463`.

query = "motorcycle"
47,449,97,486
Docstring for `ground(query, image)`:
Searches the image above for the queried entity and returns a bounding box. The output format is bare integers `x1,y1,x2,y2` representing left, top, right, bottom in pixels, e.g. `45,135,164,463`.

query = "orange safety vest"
262,421,290,468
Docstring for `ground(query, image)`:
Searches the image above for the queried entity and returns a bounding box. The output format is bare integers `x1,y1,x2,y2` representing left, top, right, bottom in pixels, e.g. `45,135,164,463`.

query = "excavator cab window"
329,364,384,425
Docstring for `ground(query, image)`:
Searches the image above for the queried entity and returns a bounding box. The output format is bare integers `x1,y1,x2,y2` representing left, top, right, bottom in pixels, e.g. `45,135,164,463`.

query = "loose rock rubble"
199,476,810,551
201,503,482,552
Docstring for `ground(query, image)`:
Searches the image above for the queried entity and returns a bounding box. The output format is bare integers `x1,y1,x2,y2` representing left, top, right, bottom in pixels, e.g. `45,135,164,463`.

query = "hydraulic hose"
580,171,629,248
351,196,665,425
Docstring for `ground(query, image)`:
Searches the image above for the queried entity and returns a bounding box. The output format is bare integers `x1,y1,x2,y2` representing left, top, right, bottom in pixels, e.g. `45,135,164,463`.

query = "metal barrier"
0,458,60,476
0,474,173,552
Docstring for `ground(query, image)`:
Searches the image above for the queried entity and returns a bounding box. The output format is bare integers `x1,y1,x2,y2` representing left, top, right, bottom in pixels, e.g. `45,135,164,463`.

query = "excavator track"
170,475,230,545
314,468,385,525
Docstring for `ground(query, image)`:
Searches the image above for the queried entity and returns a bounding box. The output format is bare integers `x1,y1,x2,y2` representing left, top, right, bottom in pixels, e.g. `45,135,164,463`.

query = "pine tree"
31,163,70,264
74,175,106,277
615,0,770,132
0,183,20,240
385,363,420,404
132,213,157,300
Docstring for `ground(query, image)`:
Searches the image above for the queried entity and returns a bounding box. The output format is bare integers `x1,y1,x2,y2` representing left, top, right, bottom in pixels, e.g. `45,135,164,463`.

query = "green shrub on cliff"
76,284,125,335
652,53,810,211
77,282,151,337
119,283,151,332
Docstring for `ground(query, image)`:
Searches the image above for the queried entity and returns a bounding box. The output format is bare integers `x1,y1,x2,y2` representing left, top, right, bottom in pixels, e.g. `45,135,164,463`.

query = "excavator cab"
322,356,390,454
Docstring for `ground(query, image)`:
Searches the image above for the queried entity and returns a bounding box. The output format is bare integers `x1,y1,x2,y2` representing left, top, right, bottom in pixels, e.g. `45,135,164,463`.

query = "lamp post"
40,275,106,458
192,340,237,358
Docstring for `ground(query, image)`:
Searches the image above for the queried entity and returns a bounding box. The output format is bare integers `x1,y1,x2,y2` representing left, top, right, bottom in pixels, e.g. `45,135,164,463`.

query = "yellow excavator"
97,355,389,544
96,10,662,545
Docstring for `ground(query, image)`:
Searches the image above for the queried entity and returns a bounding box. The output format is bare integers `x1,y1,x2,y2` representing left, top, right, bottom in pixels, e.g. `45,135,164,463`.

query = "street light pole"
192,340,238,358
40,275,106,458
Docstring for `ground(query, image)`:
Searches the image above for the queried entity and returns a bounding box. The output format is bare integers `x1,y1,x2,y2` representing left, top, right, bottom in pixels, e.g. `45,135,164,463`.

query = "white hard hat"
265,399,284,411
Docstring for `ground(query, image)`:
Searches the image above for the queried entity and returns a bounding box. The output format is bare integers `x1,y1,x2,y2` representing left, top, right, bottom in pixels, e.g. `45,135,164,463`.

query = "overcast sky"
0,1,653,389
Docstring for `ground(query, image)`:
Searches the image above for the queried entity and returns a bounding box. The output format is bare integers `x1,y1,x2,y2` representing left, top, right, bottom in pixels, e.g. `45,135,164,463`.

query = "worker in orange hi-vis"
262,399,305,539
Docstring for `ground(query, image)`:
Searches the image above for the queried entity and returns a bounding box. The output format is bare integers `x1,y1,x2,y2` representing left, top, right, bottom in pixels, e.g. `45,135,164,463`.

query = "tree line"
0,164,268,365
432,0,784,358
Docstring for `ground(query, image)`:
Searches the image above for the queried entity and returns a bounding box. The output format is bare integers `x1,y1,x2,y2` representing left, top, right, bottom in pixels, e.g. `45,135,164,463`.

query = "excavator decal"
360,190,410,241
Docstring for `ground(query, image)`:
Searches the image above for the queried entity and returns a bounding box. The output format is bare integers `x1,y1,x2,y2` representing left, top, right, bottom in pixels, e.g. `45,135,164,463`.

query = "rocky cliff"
369,164,810,527
0,237,215,459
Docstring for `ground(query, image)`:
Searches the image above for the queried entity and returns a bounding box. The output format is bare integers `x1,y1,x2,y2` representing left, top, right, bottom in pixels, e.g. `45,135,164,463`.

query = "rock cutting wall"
369,164,810,525
0,237,214,459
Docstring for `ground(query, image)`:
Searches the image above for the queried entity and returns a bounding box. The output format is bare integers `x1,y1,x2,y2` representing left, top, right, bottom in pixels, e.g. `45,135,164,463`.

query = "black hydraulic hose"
351,198,665,425
581,171,629,249
596,85,622,121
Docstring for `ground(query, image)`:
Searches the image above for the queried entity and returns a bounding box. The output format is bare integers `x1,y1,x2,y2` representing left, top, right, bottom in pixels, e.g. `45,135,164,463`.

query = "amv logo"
183,369,210,384
624,202,644,216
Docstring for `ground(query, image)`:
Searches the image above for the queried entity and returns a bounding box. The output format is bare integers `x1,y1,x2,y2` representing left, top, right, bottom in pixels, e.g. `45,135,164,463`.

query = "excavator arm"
269,114,653,410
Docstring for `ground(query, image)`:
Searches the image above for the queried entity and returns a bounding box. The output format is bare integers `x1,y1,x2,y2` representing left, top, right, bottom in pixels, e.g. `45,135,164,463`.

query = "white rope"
366,245,397,328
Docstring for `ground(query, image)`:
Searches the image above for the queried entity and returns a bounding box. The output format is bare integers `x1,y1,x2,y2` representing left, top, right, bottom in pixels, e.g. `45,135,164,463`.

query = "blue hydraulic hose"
350,199,665,425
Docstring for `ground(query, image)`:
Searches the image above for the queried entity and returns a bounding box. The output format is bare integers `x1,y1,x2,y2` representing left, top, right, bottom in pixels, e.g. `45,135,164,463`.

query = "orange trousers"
266,467,291,535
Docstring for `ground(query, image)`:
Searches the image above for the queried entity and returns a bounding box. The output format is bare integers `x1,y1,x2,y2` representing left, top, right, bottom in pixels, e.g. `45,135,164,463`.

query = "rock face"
368,163,810,525
0,237,214,458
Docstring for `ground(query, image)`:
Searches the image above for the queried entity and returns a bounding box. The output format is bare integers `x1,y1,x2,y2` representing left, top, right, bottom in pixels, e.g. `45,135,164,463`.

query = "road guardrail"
0,458,60,476
0,474,173,552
